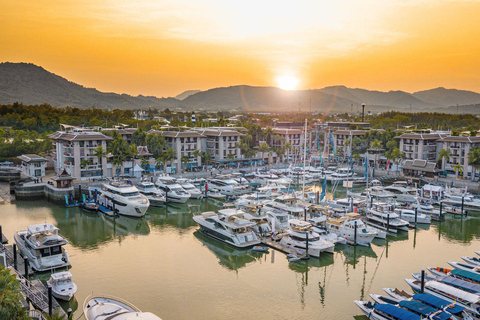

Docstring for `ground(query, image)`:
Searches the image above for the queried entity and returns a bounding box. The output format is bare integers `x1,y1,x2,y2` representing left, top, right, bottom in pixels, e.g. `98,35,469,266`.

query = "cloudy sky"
2,0,480,97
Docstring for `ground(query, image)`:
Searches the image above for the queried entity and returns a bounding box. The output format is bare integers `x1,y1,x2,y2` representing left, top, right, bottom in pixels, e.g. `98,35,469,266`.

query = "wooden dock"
98,203,114,216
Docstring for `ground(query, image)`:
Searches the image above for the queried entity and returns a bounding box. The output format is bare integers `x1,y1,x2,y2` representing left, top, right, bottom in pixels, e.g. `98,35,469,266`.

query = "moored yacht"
261,195,305,217
98,180,150,217
325,213,377,246
14,223,71,272
395,208,431,225
47,271,77,301
279,219,335,257
366,203,410,232
208,178,249,196
192,209,260,248
136,180,166,207
155,176,190,203
177,179,204,199
83,294,162,320
242,204,272,235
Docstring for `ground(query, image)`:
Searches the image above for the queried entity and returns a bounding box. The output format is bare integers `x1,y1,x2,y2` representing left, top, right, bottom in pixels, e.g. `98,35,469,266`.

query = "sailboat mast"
303,119,307,198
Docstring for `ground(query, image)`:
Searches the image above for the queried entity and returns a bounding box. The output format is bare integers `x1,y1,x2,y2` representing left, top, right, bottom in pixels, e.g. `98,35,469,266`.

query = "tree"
370,139,382,150
181,154,190,171
192,149,202,165
112,156,123,176
80,159,92,169
467,147,480,181
93,145,107,178
258,142,270,163
438,148,451,172
453,164,463,179
155,157,164,171
284,142,292,162
163,147,175,172
46,309,73,320
226,153,235,161
0,266,28,320
141,158,149,169
131,127,147,146
145,133,166,159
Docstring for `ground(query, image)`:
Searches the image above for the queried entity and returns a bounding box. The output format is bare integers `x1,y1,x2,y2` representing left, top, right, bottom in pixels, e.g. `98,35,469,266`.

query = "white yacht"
325,213,377,246
250,172,292,186
98,180,150,217
84,294,162,320
265,208,290,232
382,184,418,203
242,204,272,235
155,176,191,203
177,179,203,199
47,271,77,301
395,208,431,224
326,167,357,182
136,180,166,207
307,215,347,245
406,197,443,220
261,195,305,217
207,178,248,196
14,223,71,272
192,209,260,248
279,219,335,257
365,203,410,232
206,188,226,199
443,188,480,211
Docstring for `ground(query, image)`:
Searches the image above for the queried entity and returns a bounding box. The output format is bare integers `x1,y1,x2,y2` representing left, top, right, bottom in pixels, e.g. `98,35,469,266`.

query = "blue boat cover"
413,294,465,314
450,268,480,283
399,300,437,316
437,275,480,293
375,303,421,320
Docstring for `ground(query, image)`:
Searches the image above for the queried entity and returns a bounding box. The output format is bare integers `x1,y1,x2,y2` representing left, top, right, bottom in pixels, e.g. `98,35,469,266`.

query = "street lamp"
361,103,366,122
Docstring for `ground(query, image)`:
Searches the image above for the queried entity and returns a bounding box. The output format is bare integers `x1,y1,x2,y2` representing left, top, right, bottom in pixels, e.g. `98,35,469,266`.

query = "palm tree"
453,164,463,179
370,139,382,150
226,153,236,161
155,157,164,171
284,142,292,163
0,266,28,320
192,149,202,166
258,142,270,164
141,158,149,170
181,154,190,171
467,147,480,181
163,147,175,172
80,159,92,169
93,145,107,178
112,157,123,177
438,148,451,172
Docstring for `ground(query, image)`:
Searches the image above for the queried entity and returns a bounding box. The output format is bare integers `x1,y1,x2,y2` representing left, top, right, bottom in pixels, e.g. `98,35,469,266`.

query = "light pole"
361,103,366,122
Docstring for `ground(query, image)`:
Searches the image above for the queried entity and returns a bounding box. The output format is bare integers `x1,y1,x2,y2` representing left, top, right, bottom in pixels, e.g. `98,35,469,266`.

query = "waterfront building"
195,128,244,162
437,135,480,179
271,128,304,160
48,125,113,180
395,133,447,161
332,130,367,158
17,154,47,179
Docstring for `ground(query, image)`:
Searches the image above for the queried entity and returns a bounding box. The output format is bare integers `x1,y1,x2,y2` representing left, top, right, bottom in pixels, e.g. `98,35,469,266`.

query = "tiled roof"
438,136,480,143
400,159,440,173
395,133,446,140
17,154,46,162
48,131,113,142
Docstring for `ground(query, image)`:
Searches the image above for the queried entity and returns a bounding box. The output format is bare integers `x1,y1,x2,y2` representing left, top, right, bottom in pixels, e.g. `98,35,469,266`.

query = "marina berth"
354,301,421,320
46,271,77,301
155,176,190,203
192,209,260,248
83,294,162,320
136,180,166,206
405,278,480,315
98,180,150,217
14,223,71,272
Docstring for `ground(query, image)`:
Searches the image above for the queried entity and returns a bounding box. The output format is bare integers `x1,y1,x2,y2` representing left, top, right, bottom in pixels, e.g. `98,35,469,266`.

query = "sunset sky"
2,0,480,97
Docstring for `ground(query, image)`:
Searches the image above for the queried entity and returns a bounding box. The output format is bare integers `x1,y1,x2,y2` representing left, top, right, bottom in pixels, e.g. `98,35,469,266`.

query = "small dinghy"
462,256,480,266
47,271,78,301
251,246,269,253
286,254,301,262
81,201,99,212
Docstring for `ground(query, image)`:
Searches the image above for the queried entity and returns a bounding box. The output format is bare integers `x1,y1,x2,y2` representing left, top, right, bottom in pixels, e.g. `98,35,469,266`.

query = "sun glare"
276,75,300,90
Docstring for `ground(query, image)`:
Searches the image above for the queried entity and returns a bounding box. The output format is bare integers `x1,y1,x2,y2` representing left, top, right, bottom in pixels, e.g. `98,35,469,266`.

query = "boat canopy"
437,275,480,293
451,269,480,283
28,224,58,234
374,303,421,320
427,281,480,304
413,294,465,314
50,271,72,281
398,300,450,319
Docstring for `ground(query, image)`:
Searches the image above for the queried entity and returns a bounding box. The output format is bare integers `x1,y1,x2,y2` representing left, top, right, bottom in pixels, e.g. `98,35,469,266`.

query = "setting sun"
276,75,300,91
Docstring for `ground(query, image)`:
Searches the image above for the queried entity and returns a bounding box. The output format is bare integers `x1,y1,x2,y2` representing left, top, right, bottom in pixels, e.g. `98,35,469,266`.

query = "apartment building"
437,136,480,179
395,133,447,161
194,128,244,161
17,154,47,178
48,126,112,180
332,130,367,157
271,128,304,155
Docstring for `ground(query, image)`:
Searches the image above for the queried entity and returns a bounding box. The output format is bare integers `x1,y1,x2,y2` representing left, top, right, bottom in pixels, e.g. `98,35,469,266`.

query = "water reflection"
193,229,259,271
433,216,480,243
102,214,150,237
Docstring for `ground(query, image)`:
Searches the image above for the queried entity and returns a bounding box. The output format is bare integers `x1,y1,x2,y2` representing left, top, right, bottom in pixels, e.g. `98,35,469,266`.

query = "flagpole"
303,119,307,203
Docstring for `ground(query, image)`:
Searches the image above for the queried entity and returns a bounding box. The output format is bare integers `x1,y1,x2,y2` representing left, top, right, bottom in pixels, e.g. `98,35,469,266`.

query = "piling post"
414,207,418,228
13,243,17,269
316,191,319,204
386,214,390,233
420,269,425,293
68,308,72,318
439,201,443,217
112,197,116,215
204,183,208,198
24,256,28,280
304,208,307,221
461,196,465,216
305,230,309,258
0,225,2,243
354,220,357,246
48,285,53,316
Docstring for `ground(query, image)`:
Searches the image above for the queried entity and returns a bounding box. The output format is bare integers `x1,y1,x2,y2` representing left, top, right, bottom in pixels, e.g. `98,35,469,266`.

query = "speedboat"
206,188,226,199
395,209,431,225
46,271,77,301
279,219,335,257
14,223,71,272
80,201,99,212
365,203,410,232
136,180,166,207
325,213,377,246
462,256,480,267
155,176,190,204
83,294,162,320
447,261,480,274
354,300,422,320
192,209,260,248
98,180,150,217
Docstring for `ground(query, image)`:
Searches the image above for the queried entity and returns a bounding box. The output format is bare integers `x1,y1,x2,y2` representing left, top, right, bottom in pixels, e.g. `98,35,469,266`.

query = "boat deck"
97,203,114,216
260,236,309,259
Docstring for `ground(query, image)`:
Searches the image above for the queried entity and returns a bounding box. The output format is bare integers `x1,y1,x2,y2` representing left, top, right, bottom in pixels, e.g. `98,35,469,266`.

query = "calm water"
2,194,480,319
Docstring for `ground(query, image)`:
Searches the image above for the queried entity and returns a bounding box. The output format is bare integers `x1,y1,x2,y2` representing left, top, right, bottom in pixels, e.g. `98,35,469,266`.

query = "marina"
2,180,480,319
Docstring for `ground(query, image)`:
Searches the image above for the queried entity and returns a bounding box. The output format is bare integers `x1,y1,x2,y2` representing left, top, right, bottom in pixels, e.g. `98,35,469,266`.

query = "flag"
329,132,337,162
364,154,368,180
320,177,327,201
316,132,323,166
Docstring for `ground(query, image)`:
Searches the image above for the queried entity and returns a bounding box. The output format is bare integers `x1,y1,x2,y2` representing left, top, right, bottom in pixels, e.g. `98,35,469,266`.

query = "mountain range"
1,62,480,114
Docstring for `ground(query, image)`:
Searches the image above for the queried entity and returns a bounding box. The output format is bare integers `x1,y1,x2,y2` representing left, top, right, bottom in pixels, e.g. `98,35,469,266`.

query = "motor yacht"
395,208,431,225
265,208,290,232
176,178,203,199
279,219,335,257
155,176,191,203
47,271,77,301
261,195,306,217
98,180,150,217
355,300,422,320
192,209,260,248
136,180,166,207
325,213,377,246
442,188,480,211
242,204,272,235
14,223,71,272
250,172,292,186
207,178,249,196
382,185,418,203
326,167,357,182
405,197,443,221
83,294,162,320
365,202,410,232
307,215,347,245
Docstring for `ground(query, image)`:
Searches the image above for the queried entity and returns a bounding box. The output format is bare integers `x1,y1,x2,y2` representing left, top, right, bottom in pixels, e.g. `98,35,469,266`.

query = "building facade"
395,133,446,161
437,136,480,179
17,154,47,178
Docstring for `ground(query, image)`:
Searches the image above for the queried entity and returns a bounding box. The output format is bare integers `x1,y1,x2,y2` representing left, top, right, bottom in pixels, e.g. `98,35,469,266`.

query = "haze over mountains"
1,62,480,114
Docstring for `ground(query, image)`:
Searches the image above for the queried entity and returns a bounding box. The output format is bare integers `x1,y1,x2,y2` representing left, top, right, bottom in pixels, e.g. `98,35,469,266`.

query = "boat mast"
303,119,307,199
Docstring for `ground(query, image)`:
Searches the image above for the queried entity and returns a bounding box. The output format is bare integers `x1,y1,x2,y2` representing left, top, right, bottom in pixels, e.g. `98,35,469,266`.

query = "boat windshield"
122,192,140,197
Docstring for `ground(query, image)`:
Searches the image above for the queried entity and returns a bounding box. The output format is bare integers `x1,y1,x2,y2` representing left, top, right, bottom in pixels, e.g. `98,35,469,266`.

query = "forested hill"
2,62,480,113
